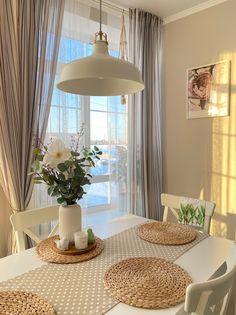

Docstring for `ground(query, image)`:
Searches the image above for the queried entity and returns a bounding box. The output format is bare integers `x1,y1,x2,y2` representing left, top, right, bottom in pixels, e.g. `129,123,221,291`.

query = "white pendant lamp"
57,0,144,96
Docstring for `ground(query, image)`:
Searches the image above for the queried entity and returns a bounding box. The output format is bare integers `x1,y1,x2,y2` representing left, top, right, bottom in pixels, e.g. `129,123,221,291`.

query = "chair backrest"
161,193,216,233
10,205,59,252
184,243,236,315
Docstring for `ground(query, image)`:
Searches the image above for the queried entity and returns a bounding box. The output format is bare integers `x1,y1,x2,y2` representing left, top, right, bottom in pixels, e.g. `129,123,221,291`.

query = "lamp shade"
57,40,144,96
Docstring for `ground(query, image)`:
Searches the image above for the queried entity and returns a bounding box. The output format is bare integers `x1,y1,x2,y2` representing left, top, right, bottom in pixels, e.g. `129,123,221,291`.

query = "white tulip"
43,139,71,169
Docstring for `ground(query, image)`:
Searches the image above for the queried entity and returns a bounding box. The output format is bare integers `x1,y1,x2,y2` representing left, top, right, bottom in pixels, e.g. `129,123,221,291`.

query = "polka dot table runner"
0,225,208,315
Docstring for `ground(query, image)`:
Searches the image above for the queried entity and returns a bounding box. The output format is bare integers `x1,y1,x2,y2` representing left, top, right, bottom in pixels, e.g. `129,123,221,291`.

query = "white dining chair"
161,193,216,234
10,205,59,252
183,243,236,315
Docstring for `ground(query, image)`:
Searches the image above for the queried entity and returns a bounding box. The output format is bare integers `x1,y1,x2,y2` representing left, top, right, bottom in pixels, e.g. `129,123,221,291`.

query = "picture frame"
187,60,231,119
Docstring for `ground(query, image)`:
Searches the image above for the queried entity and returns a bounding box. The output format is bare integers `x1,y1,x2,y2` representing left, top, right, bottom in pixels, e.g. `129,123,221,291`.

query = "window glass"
31,3,128,226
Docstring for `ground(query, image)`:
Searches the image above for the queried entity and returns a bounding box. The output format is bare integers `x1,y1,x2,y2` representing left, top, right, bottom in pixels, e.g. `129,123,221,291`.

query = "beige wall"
163,0,236,240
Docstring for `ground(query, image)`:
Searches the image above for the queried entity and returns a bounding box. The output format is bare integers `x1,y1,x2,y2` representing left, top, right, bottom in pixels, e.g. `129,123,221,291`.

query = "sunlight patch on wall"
210,52,236,240
199,188,204,199
208,61,230,117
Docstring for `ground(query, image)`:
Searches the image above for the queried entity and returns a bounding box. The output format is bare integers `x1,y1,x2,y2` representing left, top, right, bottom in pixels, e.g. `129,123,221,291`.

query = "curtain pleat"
128,9,163,220
0,0,65,256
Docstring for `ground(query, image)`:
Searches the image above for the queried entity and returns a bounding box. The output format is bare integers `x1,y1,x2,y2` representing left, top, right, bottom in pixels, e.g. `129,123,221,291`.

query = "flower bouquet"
30,135,102,242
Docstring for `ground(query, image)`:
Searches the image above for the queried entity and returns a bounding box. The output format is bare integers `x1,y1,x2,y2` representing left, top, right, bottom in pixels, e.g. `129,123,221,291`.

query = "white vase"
59,204,81,243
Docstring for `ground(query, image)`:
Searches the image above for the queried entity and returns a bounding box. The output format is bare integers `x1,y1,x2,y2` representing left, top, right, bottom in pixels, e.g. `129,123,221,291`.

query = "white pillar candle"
55,238,69,250
74,231,88,250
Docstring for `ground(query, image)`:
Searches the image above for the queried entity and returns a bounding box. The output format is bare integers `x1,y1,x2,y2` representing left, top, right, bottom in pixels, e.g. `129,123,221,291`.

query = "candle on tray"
55,238,69,250
74,231,88,250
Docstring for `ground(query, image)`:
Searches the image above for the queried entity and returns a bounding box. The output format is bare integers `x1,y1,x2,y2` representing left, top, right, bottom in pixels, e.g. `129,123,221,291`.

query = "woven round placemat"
104,257,192,309
36,236,104,264
0,291,55,315
136,221,197,245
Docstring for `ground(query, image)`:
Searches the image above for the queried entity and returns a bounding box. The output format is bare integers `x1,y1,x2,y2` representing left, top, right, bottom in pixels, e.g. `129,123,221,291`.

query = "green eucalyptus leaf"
33,180,42,184
37,154,44,161
57,197,66,204
65,160,73,167
58,173,66,181
33,148,41,155
41,168,48,175
51,190,60,197
47,186,54,196
43,174,50,182
49,175,55,184
57,163,67,172
78,158,86,163
59,183,67,193
71,151,80,157
32,160,40,172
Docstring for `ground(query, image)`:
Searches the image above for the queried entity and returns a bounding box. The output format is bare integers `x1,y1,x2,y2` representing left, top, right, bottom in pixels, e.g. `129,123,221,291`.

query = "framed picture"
187,60,231,119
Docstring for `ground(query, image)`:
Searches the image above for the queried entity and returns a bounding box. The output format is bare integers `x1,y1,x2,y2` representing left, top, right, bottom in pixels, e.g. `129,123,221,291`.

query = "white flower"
43,139,71,169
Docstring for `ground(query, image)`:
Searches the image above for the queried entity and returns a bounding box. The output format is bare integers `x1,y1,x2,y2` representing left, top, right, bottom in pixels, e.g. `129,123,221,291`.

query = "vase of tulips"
31,136,102,243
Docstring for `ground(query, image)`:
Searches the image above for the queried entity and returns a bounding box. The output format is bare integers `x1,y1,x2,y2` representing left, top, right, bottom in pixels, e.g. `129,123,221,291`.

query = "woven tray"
104,257,192,309
53,239,96,256
0,291,55,315
136,221,197,245
36,235,104,264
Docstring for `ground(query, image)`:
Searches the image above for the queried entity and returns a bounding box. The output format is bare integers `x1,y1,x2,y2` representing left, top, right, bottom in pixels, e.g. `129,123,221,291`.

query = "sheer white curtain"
29,0,128,232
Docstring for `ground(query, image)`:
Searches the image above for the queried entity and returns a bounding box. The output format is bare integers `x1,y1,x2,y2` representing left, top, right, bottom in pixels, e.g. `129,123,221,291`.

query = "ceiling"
109,0,217,19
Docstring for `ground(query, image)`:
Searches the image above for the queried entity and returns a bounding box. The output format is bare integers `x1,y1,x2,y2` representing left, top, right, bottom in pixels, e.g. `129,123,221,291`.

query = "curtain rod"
91,0,129,14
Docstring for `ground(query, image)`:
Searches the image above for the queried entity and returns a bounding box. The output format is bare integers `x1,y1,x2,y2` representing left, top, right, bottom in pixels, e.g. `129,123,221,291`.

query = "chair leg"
15,231,26,252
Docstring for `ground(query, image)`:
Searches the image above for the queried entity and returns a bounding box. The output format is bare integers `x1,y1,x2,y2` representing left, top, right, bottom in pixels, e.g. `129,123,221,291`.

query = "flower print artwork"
187,60,230,119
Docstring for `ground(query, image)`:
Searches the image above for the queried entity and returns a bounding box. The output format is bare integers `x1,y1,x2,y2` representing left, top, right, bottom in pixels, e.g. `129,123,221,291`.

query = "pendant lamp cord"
100,0,102,33
119,10,128,105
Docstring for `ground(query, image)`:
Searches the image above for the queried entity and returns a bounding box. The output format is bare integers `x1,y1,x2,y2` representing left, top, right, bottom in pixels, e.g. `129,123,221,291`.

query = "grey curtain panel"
0,0,65,255
128,9,163,220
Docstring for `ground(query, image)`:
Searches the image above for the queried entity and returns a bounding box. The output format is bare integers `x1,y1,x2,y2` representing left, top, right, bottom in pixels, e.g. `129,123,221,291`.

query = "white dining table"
0,214,235,315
